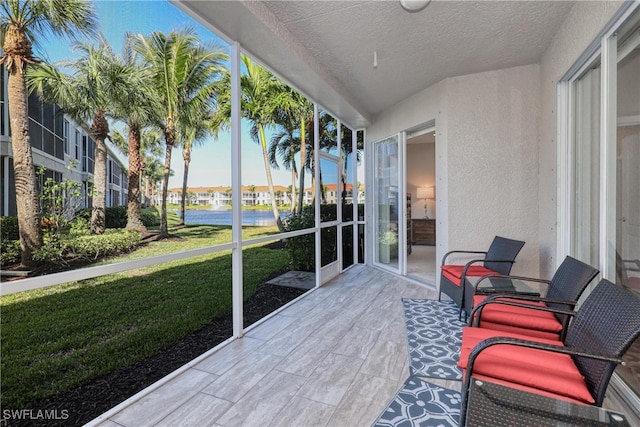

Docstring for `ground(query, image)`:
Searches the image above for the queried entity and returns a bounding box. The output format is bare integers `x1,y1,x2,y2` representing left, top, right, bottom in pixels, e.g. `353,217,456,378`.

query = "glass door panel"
374,135,400,270
615,16,640,399
572,63,601,265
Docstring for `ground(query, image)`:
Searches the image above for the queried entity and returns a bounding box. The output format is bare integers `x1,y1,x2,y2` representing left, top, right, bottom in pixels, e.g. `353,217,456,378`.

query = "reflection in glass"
572,63,601,265
342,225,354,268
319,109,338,155
320,157,338,222
321,226,338,267
374,137,399,268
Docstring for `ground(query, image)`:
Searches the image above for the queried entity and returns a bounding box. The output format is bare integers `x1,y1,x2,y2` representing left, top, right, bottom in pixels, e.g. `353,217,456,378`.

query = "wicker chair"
439,236,525,320
458,279,640,423
469,256,599,340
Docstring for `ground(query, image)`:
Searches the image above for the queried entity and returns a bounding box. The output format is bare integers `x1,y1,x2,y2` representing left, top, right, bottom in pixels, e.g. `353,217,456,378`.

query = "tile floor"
92,265,453,427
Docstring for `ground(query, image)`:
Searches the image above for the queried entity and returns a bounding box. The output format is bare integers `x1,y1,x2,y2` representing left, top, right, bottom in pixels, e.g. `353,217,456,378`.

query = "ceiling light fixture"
400,0,431,12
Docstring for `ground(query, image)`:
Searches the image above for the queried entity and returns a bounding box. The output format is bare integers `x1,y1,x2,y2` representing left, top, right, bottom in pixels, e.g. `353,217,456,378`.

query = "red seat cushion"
459,327,594,404
441,265,497,286
472,295,563,340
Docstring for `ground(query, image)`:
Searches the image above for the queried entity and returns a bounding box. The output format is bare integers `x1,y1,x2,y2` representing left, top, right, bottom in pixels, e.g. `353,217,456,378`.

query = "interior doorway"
406,127,437,284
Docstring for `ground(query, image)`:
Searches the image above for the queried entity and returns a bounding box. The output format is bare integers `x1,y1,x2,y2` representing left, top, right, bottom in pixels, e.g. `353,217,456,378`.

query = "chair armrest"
460,259,516,279
470,298,576,327
441,250,487,266
474,274,551,290
479,292,577,308
460,336,625,423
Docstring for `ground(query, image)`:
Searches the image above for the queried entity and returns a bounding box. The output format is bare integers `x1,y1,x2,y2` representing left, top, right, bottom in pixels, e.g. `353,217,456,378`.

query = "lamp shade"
417,186,435,199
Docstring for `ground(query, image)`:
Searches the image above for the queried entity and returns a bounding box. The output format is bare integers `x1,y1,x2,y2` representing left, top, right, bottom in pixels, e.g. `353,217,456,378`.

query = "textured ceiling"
174,1,575,128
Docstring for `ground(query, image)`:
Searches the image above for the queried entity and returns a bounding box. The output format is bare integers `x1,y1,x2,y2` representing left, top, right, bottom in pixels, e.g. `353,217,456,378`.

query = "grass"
0,216,287,409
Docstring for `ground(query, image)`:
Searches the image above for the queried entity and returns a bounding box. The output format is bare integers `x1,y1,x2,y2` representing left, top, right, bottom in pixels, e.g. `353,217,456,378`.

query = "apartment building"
0,65,128,216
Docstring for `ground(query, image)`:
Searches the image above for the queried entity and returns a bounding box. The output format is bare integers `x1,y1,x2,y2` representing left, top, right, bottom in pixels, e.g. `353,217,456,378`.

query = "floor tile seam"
195,349,270,377
265,395,338,427
202,353,283,403
328,371,400,426
212,371,308,427
288,392,340,411
292,352,365,405
191,337,268,376
151,391,234,427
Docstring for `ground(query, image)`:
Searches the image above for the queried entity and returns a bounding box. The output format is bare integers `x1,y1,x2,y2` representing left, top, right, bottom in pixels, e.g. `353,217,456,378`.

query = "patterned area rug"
403,299,466,380
373,376,461,427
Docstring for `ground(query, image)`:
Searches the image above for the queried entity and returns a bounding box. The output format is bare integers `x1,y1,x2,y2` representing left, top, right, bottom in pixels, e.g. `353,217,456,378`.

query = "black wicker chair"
469,256,599,340
459,279,640,423
439,236,525,320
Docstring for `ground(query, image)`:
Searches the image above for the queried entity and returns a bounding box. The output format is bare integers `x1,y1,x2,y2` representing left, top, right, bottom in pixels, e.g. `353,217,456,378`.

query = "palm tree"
109,37,161,231
130,29,226,237
143,151,164,206
282,90,313,213
243,56,302,231
178,108,214,226
28,38,128,235
269,110,300,214
0,0,97,265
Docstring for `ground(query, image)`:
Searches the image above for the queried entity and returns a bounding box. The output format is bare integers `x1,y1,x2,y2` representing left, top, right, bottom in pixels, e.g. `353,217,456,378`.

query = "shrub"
33,229,141,263
79,206,131,228
105,206,128,229
140,207,160,227
0,240,21,267
1,216,19,241
283,208,315,271
282,204,339,271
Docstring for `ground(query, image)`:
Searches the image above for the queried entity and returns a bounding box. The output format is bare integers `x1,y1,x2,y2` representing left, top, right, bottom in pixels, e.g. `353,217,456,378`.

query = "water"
180,209,291,226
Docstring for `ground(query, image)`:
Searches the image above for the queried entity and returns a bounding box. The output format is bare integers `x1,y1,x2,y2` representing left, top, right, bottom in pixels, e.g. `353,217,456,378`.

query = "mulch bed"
6,282,307,427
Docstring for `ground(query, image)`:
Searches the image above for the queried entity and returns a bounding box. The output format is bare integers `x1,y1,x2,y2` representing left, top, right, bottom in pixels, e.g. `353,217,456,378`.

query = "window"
63,120,70,155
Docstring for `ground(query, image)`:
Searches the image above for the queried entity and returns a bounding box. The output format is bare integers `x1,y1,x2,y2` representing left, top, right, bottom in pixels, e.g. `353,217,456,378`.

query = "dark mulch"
6,283,307,427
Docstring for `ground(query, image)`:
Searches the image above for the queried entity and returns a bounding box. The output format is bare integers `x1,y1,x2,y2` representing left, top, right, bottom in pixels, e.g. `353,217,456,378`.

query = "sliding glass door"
373,135,401,271
564,4,640,411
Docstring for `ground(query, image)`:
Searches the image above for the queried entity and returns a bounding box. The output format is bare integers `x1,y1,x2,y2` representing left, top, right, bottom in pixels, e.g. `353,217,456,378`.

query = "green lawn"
0,220,286,409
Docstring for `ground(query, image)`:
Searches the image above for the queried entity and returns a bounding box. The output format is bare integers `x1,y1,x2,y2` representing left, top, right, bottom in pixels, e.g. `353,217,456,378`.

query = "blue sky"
39,0,294,189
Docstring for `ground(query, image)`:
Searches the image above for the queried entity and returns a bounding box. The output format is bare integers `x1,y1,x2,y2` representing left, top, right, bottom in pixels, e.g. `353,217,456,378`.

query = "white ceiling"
174,0,575,129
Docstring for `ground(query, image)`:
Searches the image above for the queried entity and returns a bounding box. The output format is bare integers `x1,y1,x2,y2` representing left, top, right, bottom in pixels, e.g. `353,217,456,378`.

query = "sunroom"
2,1,639,426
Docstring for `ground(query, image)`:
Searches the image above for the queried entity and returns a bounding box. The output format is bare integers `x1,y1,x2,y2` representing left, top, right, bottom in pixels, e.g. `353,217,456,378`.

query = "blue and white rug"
373,376,461,427
403,299,465,380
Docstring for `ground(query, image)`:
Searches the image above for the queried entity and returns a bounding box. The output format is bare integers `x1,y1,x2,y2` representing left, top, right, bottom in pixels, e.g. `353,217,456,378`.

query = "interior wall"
368,64,541,278
538,0,624,277
407,143,436,219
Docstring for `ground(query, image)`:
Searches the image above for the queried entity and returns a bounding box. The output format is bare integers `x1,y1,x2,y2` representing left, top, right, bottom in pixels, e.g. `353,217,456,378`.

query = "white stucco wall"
367,64,541,278
538,0,624,276
444,64,540,277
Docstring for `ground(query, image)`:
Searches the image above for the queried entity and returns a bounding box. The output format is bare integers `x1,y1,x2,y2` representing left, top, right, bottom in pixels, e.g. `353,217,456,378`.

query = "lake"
179,209,292,226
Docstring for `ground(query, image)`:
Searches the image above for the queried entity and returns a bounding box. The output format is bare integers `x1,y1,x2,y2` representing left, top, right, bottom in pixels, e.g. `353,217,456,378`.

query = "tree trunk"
6,62,43,266
290,163,297,215
159,140,173,237
297,116,307,213
90,111,109,235
259,124,283,231
179,146,191,226
126,125,146,231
